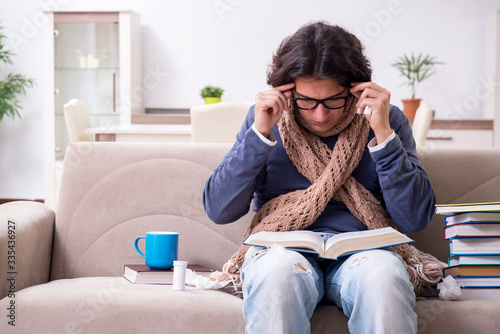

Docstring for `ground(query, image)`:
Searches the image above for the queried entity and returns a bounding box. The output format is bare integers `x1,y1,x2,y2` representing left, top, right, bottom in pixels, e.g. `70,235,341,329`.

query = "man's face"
293,77,348,133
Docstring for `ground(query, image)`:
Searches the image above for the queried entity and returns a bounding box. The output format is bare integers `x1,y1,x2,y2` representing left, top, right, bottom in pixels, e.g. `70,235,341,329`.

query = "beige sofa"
1,142,500,333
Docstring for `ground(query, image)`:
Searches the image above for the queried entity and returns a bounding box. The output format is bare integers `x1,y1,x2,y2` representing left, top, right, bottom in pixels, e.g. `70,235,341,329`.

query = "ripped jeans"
241,245,417,334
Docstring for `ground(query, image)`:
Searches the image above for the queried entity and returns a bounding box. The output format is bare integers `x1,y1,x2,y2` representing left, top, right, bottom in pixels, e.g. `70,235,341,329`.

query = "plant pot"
204,97,221,104
401,98,421,119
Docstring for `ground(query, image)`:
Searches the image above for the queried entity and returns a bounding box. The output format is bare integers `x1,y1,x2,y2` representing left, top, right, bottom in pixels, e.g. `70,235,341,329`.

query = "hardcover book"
449,255,500,266
452,276,500,288
444,223,500,239
243,227,412,260
456,287,500,300
444,265,500,277
436,202,500,215
123,264,212,284
445,212,500,226
450,238,500,256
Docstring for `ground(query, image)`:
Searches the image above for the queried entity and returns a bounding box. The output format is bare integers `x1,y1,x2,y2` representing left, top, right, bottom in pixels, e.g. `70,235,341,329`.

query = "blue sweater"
203,105,435,234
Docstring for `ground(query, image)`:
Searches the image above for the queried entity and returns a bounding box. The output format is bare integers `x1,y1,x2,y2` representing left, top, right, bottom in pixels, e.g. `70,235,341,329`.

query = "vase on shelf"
401,98,421,119
204,97,221,104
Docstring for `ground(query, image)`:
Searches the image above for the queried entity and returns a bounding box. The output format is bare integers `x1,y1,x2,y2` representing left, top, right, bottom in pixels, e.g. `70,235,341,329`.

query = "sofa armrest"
0,201,55,299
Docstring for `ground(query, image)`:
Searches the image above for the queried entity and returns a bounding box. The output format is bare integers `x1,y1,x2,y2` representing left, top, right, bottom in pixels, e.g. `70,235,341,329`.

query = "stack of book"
436,202,500,299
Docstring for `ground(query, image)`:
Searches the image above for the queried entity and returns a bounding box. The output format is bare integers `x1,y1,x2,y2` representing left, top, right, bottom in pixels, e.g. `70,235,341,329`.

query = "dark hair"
267,22,372,88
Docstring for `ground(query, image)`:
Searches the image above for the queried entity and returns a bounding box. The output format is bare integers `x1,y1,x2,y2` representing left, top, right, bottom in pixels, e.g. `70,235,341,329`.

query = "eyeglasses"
292,91,350,110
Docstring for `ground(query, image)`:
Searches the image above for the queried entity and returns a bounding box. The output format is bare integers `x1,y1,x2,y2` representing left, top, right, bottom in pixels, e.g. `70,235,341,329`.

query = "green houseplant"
0,27,34,121
200,85,224,104
391,53,442,119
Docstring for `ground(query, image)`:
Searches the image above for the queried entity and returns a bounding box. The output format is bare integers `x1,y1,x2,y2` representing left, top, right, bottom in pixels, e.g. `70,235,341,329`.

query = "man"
203,21,440,333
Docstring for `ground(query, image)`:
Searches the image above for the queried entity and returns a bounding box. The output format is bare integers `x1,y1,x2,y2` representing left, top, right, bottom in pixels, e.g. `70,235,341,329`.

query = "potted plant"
391,53,442,119
200,85,224,104
0,27,34,121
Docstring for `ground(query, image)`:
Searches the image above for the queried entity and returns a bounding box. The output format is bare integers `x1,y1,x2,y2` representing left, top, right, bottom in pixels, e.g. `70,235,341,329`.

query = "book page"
324,227,395,246
244,230,326,255
324,227,411,259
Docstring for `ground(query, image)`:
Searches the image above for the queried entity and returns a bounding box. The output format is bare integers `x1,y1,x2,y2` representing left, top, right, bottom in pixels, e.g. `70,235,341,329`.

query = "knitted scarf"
209,96,445,297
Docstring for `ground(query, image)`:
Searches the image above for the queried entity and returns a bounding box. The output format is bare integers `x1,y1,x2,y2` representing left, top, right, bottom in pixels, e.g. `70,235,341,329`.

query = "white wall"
1,0,500,199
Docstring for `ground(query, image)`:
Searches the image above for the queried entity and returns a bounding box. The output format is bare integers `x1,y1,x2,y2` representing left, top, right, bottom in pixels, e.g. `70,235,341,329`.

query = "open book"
243,227,412,260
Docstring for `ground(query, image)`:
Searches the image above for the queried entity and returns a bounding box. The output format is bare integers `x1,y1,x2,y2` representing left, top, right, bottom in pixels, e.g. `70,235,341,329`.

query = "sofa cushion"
414,297,500,333
311,297,500,333
0,277,246,333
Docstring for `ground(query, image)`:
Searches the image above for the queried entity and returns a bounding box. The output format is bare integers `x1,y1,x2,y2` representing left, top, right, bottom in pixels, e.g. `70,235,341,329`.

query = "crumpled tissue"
185,269,231,290
437,275,462,300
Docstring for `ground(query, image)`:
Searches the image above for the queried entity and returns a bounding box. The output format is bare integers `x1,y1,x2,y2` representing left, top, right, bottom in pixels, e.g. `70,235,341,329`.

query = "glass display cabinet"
43,11,141,208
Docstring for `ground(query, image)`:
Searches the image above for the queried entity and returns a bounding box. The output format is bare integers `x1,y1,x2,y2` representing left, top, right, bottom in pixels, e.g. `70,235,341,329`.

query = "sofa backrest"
51,142,247,280
51,143,500,280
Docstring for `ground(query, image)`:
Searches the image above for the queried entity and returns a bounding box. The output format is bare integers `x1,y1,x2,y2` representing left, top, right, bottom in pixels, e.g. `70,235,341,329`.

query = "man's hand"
254,82,296,137
350,82,393,144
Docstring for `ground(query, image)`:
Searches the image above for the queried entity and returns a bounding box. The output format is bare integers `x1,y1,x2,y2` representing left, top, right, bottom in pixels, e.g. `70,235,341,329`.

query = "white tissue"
364,106,372,116
185,269,231,290
356,106,372,116
437,275,462,300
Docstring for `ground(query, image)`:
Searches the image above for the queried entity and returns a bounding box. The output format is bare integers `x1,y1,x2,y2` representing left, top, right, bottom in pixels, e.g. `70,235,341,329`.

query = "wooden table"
87,124,192,142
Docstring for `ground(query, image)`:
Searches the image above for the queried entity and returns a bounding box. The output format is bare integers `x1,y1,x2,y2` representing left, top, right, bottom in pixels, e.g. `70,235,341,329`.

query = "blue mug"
134,231,178,270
